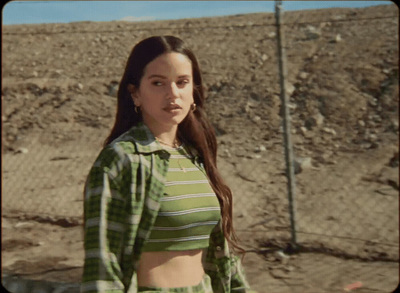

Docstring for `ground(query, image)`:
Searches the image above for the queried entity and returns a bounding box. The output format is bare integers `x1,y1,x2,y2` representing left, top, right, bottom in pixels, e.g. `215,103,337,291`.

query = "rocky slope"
2,4,399,292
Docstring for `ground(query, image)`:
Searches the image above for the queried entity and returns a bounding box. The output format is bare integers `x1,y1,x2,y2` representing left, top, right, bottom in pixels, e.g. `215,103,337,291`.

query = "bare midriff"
137,249,206,288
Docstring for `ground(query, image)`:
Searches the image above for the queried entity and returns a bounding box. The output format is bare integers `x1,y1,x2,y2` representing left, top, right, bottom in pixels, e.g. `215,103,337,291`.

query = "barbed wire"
2,14,397,36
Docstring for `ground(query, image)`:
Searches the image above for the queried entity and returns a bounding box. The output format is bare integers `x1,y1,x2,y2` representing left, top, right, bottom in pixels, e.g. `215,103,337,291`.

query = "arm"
81,147,130,293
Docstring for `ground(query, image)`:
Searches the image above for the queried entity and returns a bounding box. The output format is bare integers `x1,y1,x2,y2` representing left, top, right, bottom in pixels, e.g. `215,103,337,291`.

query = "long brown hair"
105,36,242,253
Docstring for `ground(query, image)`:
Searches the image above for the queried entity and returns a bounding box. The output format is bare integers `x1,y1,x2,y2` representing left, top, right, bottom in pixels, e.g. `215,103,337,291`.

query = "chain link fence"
2,4,399,293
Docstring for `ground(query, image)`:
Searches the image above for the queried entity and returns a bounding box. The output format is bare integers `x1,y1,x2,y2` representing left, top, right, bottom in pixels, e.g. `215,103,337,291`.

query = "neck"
145,123,179,147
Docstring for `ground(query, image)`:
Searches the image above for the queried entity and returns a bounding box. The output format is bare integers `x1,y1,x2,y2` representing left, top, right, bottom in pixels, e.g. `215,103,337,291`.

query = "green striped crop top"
142,144,221,252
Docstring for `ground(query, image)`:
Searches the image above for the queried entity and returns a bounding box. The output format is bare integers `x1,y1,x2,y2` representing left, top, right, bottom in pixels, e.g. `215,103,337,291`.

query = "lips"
163,104,182,111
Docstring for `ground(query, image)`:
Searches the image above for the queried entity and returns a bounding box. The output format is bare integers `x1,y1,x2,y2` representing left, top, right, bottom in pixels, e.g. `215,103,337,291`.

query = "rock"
284,265,295,272
322,127,337,136
221,149,232,158
251,116,261,123
334,34,342,42
300,126,308,136
299,71,309,79
304,25,321,40
15,147,28,154
52,69,63,78
107,81,119,97
285,82,295,96
274,250,290,265
14,221,34,228
304,113,324,130
367,133,378,142
294,157,313,174
244,103,251,114
254,145,267,153
288,102,297,110
314,112,325,126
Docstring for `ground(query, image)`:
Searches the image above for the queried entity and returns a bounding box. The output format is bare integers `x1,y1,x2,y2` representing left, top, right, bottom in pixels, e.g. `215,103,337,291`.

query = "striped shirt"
143,145,221,251
81,122,254,293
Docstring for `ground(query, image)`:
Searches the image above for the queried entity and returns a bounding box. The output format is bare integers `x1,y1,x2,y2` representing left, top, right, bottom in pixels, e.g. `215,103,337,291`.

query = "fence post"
274,0,298,250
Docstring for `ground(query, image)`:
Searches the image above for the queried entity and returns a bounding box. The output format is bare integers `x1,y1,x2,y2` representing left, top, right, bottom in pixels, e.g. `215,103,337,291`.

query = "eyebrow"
148,74,191,79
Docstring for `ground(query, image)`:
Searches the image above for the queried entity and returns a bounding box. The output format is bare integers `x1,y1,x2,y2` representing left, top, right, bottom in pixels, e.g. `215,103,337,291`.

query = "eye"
152,81,163,86
177,79,190,87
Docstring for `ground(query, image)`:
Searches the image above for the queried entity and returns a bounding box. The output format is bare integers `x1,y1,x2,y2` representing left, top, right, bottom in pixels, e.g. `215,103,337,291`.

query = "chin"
172,113,189,124
161,118,182,128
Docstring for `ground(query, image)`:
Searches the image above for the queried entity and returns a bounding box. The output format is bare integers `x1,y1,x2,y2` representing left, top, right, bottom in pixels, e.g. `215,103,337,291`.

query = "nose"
166,82,179,100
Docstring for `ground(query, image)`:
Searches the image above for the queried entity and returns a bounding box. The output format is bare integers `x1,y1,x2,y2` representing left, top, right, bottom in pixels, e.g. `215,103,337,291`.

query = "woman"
82,36,254,293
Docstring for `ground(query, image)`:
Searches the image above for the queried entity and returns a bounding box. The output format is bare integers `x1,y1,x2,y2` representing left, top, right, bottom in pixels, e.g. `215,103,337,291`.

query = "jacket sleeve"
81,146,131,293
206,223,257,292
230,253,257,293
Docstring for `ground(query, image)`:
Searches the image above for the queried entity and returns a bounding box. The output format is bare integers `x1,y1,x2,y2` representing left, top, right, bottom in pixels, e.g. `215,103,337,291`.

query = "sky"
2,0,395,25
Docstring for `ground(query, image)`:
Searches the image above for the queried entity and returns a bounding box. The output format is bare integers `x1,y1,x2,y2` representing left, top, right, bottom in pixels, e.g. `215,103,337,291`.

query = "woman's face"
132,52,194,133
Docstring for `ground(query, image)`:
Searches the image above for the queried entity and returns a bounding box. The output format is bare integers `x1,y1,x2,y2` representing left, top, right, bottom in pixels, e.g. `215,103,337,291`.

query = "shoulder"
92,123,168,173
94,142,133,170
110,122,164,155
90,127,140,177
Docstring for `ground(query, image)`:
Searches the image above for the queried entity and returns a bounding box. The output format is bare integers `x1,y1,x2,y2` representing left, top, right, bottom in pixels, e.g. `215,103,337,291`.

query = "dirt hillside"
2,4,399,293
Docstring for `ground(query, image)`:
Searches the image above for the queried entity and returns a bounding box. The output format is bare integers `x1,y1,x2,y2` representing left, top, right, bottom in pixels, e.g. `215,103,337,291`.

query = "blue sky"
2,1,395,25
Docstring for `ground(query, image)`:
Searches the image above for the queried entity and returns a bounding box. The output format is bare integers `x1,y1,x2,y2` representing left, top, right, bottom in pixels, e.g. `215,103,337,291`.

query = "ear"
128,84,141,106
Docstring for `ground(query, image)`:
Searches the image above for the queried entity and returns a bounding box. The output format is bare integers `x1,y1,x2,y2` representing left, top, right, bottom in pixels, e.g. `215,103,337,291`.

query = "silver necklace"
156,137,181,148
155,137,187,172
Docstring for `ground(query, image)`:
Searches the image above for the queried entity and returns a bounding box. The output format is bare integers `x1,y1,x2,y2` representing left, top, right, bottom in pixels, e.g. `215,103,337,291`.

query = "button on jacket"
81,122,254,293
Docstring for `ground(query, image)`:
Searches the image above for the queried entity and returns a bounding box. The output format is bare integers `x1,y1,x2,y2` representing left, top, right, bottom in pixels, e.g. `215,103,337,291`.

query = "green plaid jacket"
81,122,254,293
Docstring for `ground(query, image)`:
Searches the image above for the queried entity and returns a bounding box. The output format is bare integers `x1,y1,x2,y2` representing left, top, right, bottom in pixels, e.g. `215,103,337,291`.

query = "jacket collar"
122,122,164,154
117,122,201,160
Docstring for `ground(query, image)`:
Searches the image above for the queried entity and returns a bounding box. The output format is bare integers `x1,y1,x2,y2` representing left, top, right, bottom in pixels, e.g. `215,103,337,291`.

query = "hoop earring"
134,106,140,114
191,103,197,112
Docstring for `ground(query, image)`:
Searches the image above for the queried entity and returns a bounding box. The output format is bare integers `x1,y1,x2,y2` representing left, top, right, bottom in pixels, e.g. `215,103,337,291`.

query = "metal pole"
274,0,298,249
